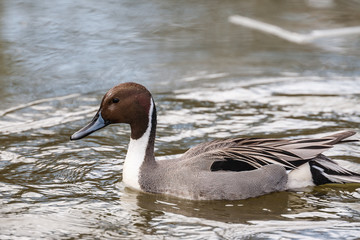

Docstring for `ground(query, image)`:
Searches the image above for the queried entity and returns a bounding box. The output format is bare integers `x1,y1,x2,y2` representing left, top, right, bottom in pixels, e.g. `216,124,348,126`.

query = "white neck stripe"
122,98,154,190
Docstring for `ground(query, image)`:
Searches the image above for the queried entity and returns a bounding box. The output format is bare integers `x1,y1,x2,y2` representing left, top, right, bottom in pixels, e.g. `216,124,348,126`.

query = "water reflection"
136,191,293,223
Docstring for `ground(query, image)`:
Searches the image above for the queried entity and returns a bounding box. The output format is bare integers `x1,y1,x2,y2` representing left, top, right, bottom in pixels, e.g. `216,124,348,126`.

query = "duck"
70,82,360,200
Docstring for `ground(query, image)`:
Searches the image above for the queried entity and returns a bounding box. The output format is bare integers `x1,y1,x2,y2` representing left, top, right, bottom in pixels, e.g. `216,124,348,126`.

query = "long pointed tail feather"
310,155,360,185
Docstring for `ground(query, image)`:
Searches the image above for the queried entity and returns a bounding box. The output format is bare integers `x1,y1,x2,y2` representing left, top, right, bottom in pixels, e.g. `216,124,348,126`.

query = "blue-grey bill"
70,111,109,140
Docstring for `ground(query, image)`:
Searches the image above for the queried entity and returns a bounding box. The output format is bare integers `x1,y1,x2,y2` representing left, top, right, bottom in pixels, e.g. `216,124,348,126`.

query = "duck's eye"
112,98,119,103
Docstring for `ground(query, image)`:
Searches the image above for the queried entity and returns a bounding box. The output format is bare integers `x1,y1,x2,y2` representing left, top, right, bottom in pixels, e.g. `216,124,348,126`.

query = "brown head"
71,82,155,140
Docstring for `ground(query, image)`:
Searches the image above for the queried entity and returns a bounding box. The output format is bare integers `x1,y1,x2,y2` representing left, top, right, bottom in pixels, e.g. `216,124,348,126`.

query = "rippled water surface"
1,0,360,239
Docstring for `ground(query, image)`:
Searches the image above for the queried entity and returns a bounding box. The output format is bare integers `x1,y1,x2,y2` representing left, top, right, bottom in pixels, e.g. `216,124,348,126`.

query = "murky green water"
1,0,360,239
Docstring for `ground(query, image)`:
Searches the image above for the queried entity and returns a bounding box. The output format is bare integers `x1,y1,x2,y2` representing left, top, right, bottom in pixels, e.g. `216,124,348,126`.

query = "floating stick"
229,15,360,44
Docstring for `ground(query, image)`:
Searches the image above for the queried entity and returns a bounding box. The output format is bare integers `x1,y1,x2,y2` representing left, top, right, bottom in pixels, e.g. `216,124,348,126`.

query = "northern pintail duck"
71,82,360,200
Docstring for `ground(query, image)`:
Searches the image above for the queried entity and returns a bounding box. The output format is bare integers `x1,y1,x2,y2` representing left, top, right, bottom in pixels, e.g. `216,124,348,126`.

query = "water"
1,0,360,239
